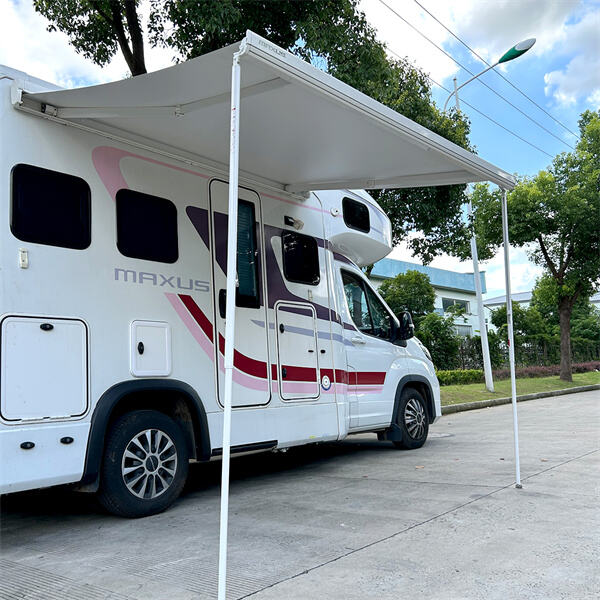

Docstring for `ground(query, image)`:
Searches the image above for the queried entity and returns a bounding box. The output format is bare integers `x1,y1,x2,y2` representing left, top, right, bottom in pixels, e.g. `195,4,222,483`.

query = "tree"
33,0,148,75
490,303,548,338
34,0,472,263
378,270,435,325
417,313,460,370
473,110,600,380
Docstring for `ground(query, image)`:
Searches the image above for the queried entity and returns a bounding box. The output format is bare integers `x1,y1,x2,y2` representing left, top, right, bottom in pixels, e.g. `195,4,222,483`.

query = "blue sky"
1,0,598,297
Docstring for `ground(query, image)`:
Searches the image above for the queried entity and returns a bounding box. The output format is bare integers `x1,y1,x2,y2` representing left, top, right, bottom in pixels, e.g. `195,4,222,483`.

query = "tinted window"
11,164,91,249
116,189,178,263
342,197,370,233
343,271,373,333
365,285,393,339
236,200,260,308
342,270,392,339
282,231,320,285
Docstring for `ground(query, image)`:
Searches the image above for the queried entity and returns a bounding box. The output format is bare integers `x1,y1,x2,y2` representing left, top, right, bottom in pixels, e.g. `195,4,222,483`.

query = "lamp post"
444,38,535,393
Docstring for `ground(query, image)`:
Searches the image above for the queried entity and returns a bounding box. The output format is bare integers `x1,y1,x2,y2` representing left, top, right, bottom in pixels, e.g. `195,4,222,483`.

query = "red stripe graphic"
176,294,386,386
179,294,213,341
218,333,268,379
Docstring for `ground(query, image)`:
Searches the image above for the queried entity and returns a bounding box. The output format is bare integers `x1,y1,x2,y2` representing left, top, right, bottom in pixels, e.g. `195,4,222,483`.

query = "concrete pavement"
1,390,598,599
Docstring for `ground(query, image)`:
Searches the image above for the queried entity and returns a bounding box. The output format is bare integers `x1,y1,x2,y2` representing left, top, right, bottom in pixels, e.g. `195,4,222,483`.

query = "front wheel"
392,388,429,450
97,410,189,518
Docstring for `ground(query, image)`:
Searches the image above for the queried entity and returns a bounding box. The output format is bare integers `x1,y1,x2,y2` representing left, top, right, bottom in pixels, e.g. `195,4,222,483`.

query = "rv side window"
236,200,260,308
342,197,370,233
11,164,91,249
116,189,178,263
282,231,320,285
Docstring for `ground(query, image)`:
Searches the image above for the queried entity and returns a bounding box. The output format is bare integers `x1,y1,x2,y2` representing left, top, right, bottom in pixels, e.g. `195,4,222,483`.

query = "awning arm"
46,77,288,119
501,187,522,489
218,39,248,600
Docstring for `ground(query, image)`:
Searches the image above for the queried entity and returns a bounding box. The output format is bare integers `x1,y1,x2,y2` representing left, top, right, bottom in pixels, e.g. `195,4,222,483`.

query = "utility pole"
452,77,494,392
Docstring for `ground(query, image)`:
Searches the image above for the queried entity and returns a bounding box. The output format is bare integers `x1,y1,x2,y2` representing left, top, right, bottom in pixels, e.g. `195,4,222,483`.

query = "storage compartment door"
130,321,172,377
276,303,319,400
1,317,88,421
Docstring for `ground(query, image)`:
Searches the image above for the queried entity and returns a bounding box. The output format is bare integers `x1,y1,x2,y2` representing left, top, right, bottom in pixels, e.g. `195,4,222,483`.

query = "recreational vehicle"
0,33,514,518
0,67,437,517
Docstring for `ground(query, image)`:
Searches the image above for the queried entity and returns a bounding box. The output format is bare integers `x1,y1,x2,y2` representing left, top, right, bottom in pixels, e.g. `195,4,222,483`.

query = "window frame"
10,163,92,250
342,197,370,234
235,199,261,309
442,297,470,314
116,188,179,264
341,269,394,341
281,230,320,286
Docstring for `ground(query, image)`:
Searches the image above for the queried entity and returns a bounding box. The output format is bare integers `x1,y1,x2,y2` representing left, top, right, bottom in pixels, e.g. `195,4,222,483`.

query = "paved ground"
1,390,598,600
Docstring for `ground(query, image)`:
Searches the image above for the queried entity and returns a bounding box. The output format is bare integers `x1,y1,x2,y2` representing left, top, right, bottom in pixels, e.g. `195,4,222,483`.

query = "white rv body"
0,66,439,511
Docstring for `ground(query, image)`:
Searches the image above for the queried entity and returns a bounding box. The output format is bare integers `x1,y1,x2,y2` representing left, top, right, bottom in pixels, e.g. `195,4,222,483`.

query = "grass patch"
440,371,600,405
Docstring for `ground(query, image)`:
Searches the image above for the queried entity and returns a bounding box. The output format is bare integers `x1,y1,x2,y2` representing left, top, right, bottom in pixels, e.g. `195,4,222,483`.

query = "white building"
369,258,487,336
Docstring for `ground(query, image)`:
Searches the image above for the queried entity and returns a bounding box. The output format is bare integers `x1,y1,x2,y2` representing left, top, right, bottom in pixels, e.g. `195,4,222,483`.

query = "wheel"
97,410,189,518
392,388,429,450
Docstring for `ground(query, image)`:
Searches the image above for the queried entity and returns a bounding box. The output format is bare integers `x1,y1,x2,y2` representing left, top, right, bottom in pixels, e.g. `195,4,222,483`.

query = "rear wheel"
392,388,429,450
98,410,189,518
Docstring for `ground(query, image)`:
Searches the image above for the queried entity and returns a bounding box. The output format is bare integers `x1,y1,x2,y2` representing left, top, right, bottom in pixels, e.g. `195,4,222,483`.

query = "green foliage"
472,111,600,379
571,308,600,343
490,303,549,338
456,332,504,370
436,369,483,386
33,0,121,68
417,312,460,370
377,270,435,324
34,0,147,75
436,361,600,387
473,111,600,300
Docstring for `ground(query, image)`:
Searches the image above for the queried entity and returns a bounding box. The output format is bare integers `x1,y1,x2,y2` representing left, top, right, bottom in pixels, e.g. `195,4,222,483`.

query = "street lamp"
444,37,535,393
443,38,536,112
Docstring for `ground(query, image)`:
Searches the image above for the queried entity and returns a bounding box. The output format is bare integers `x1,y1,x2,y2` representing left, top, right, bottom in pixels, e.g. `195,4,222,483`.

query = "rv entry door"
209,180,270,407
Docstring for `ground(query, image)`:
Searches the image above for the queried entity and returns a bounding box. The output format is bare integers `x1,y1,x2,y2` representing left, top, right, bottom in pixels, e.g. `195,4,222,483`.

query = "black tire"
392,388,429,450
97,410,189,518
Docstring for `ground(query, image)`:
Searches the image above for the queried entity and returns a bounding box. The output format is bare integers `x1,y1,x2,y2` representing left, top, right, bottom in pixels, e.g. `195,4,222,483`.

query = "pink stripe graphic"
92,145,210,201
165,293,213,359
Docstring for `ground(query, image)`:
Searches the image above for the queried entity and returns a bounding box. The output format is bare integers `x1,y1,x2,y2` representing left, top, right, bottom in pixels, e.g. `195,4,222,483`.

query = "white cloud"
360,0,598,108
543,8,600,106
0,1,176,87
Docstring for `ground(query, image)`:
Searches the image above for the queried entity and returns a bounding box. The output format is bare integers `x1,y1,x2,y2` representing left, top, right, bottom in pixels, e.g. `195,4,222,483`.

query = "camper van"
0,64,440,518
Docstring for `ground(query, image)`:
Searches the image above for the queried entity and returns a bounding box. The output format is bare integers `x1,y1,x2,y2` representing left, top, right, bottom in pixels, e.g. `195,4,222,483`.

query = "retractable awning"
14,31,520,600
19,31,514,193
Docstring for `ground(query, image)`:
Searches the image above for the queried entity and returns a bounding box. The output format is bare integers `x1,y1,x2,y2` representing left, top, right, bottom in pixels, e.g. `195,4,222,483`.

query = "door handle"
351,336,366,345
218,289,227,319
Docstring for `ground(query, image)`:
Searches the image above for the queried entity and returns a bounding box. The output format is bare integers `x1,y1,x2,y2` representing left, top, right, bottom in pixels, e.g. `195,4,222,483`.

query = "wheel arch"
81,379,211,486
392,375,435,427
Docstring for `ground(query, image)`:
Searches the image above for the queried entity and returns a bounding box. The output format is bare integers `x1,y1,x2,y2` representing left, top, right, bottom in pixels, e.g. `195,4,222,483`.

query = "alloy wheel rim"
404,398,426,439
121,428,177,499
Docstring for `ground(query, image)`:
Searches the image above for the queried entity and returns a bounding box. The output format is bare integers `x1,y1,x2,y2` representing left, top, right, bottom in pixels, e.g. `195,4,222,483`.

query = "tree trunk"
558,298,573,381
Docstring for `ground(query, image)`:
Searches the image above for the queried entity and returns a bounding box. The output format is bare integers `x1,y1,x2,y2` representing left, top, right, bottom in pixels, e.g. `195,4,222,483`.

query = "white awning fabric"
21,31,515,193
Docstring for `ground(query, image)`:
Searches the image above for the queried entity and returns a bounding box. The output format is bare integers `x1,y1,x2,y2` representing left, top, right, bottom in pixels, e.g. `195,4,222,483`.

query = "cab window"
342,271,373,333
342,270,392,339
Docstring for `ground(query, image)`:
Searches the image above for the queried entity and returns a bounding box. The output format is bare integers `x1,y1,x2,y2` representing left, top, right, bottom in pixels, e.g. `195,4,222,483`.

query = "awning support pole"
501,187,522,488
218,45,244,600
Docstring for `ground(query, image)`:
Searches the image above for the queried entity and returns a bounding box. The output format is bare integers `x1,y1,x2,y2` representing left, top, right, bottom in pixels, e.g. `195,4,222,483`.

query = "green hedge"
436,361,600,386
436,369,483,386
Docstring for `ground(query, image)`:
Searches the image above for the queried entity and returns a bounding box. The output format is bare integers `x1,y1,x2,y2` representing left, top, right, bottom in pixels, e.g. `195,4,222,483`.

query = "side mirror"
394,311,414,343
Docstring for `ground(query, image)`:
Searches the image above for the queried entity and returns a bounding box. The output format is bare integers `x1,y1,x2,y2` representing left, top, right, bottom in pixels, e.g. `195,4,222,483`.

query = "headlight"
416,339,432,362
